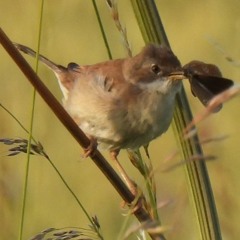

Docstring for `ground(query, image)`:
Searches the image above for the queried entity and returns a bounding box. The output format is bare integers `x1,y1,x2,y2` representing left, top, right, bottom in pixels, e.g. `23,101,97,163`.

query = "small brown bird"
14,43,233,194
15,43,182,149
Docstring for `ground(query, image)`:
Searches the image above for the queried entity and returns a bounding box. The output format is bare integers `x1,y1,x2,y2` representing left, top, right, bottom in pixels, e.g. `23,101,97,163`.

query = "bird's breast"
117,92,176,149
65,72,178,151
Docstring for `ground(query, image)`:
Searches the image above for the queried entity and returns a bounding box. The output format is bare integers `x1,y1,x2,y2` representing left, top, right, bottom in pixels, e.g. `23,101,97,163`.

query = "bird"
14,43,233,194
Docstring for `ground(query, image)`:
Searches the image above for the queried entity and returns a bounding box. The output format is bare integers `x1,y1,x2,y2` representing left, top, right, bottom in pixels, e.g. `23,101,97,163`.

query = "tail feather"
14,43,76,100
14,43,64,72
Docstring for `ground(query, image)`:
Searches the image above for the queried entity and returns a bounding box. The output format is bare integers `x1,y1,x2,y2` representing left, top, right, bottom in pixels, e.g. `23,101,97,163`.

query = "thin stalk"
92,0,112,59
135,150,159,222
46,157,104,239
18,1,44,240
0,103,36,142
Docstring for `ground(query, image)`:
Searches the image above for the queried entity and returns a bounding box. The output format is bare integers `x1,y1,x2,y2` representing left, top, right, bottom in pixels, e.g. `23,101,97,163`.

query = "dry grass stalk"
184,85,240,134
106,0,132,57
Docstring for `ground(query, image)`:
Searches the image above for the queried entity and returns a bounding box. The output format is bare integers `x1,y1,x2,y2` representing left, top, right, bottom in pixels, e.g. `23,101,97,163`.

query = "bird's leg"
110,150,138,196
110,150,147,213
83,136,98,158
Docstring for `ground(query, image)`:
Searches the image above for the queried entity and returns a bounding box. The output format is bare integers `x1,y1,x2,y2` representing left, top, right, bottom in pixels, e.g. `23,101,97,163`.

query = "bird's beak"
167,71,186,81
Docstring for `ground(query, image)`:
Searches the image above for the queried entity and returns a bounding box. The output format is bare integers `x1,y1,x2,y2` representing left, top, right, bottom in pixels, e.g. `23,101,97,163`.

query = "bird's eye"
151,64,161,75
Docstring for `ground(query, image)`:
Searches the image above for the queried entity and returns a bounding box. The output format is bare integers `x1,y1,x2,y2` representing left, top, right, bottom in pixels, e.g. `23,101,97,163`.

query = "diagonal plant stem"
0,28,164,240
131,0,222,239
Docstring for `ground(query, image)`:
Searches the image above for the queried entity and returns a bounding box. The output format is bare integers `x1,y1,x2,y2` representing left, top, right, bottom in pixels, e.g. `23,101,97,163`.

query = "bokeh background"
0,1,239,239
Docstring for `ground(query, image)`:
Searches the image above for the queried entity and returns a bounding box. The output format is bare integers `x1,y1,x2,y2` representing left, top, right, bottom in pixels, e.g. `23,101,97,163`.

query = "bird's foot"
82,137,98,158
121,187,147,214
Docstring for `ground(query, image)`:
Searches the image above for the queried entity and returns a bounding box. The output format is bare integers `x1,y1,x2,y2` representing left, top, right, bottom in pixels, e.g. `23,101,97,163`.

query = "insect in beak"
168,67,234,112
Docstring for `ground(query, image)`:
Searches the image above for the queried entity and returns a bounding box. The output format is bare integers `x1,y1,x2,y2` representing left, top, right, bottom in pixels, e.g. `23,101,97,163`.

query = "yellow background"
0,1,239,239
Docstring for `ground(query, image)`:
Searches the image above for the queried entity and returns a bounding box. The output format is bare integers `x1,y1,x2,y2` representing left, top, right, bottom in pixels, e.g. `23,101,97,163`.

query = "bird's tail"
14,43,75,100
14,43,63,72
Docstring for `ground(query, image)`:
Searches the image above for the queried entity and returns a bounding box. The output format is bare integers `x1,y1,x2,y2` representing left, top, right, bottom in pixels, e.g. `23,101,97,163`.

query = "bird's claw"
83,137,98,158
121,187,147,214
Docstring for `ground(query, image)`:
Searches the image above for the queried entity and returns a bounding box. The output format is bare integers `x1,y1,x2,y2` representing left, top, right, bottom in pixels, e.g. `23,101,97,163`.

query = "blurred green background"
0,1,239,239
